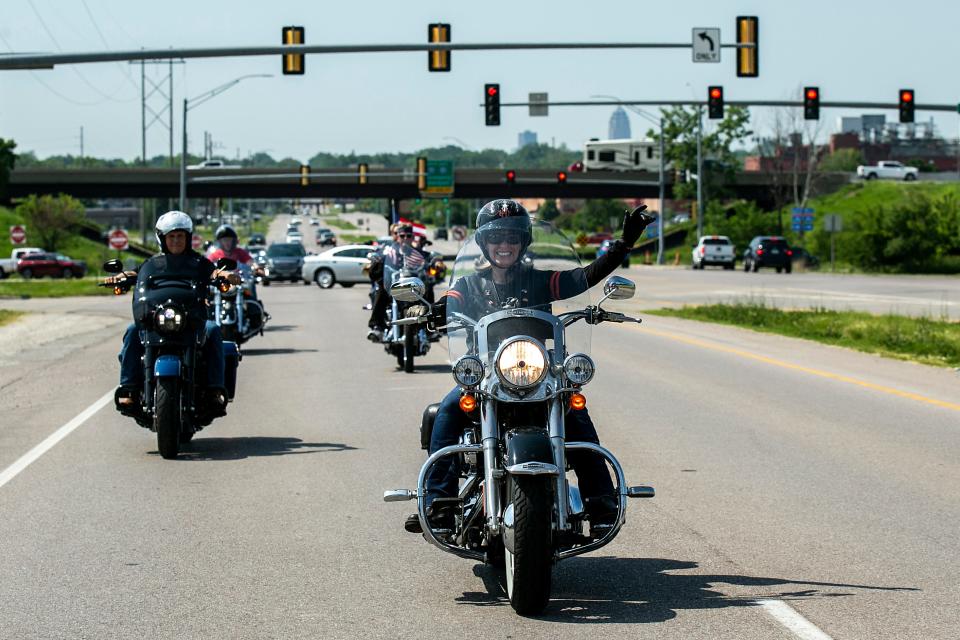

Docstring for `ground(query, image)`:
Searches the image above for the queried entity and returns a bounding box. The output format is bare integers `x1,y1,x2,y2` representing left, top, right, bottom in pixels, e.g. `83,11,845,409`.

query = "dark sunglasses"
397,233,412,238
486,232,522,245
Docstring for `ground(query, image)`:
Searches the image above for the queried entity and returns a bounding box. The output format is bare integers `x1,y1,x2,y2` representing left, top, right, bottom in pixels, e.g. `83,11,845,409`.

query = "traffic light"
505,169,516,184
484,84,500,126
282,26,305,75
299,164,310,187
358,163,368,185
416,157,427,190
899,89,915,123
428,23,451,72
803,87,820,120
735,16,758,77
708,86,724,119
556,171,567,184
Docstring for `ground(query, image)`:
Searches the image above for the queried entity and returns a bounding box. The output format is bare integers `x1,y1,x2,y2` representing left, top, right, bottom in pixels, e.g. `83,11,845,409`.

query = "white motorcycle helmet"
155,210,194,253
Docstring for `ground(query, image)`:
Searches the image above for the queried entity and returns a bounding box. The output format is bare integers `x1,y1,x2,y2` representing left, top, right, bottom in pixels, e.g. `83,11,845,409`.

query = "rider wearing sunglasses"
406,198,654,533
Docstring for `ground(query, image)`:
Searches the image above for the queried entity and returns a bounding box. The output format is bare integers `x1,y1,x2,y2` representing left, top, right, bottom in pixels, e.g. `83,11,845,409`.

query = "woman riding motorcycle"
406,199,654,532
109,211,240,417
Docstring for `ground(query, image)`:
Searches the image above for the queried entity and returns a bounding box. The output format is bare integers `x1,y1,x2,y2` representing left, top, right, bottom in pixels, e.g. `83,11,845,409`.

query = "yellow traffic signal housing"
416,157,427,190
300,164,310,187
358,163,369,185
428,23,451,72
736,16,758,78
282,26,305,75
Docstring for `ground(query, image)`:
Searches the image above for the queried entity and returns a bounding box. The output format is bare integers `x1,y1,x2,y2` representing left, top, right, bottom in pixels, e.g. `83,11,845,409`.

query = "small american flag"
403,247,425,269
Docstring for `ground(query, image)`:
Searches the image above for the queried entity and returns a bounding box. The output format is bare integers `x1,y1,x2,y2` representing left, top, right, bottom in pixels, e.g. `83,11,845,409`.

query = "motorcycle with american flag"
383,244,437,373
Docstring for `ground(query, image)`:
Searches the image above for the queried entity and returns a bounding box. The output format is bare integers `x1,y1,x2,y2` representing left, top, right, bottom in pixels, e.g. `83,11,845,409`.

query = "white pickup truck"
856,160,919,181
692,236,735,270
0,247,44,279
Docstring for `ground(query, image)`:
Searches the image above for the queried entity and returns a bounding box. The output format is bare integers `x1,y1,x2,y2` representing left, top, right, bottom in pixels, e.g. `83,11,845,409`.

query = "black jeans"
425,387,615,504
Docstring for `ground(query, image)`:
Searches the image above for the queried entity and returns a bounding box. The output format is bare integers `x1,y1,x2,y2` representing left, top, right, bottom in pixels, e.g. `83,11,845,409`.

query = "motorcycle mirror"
389,277,427,303
103,259,123,274
216,257,237,271
600,275,636,302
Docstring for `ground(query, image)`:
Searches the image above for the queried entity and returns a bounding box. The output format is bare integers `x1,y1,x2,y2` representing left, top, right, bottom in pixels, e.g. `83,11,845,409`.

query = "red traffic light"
505,170,516,182
709,87,723,100
487,86,499,97
557,171,567,183
805,88,819,100
900,90,914,102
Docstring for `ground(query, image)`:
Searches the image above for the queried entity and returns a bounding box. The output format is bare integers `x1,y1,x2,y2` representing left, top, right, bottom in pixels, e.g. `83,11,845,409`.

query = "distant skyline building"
608,107,631,139
518,130,538,148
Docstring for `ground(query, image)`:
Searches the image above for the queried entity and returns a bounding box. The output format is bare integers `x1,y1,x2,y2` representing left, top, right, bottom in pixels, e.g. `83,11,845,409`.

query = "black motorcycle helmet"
475,199,533,261
215,224,238,241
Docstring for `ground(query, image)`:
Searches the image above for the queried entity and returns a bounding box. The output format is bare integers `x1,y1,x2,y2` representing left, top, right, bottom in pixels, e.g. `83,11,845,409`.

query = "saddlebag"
420,402,440,450
223,341,240,400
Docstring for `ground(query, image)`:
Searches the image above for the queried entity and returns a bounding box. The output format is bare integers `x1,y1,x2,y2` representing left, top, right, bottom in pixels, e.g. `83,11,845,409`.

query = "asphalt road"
0,271,958,638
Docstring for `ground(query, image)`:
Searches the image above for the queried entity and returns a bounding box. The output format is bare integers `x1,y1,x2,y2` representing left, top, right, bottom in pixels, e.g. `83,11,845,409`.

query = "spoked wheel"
504,475,553,615
403,324,415,373
154,377,181,459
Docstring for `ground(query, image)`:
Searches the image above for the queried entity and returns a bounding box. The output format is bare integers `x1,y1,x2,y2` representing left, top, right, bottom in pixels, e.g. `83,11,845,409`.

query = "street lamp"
179,74,272,211
592,95,666,265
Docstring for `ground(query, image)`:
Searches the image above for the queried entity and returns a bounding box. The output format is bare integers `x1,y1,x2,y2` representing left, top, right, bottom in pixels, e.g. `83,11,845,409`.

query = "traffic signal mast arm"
491,98,957,112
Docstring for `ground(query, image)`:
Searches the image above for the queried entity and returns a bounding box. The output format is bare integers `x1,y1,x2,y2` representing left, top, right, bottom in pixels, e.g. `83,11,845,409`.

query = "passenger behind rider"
107,211,241,417
206,224,267,317
406,199,653,534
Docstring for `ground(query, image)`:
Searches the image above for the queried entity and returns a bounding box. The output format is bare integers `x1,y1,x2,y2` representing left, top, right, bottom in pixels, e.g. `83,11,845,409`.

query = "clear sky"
1,0,958,162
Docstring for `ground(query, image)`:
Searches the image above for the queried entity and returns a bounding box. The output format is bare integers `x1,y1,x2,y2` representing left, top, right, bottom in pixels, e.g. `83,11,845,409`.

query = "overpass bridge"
6,167,850,207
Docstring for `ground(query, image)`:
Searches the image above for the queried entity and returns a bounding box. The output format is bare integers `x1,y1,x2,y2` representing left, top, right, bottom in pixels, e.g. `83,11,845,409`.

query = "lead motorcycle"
384,228,655,614
101,258,240,459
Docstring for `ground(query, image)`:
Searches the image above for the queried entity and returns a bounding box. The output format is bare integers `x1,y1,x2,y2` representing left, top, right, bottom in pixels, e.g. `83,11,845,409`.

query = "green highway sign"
424,160,454,196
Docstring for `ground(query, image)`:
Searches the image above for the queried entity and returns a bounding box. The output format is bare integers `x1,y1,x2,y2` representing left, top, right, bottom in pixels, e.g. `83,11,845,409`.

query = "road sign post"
824,213,843,272
9,225,26,245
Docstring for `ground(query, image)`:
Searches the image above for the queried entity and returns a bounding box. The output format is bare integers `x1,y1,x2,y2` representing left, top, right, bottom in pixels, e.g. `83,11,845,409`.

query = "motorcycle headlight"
563,353,595,386
154,304,184,334
452,356,484,387
495,339,547,389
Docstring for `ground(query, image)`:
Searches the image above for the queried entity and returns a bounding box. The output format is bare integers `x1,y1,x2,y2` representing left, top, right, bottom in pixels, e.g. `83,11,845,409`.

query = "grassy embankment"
649,302,960,368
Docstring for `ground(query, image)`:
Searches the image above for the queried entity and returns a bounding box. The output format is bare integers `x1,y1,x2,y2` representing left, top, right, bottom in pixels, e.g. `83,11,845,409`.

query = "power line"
80,0,139,91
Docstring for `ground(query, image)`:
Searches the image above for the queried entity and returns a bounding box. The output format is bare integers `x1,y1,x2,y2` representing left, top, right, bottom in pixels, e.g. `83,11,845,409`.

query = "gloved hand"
621,205,657,247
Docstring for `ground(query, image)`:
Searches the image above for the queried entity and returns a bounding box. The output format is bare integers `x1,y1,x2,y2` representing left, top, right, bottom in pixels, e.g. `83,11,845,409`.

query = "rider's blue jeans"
119,321,225,389
425,387,615,504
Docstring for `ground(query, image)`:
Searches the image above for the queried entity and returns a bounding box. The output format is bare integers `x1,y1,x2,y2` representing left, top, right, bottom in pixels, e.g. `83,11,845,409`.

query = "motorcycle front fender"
154,354,181,378
504,429,554,468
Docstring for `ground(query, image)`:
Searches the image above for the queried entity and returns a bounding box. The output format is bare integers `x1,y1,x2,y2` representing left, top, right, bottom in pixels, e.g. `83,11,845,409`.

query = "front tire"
21,268,33,279
504,476,553,615
315,268,335,289
904,173,917,181
62,268,73,279
154,377,181,459
403,324,415,373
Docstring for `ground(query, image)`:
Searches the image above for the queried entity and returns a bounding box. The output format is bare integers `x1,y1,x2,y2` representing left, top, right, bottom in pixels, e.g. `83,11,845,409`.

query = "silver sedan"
301,244,373,289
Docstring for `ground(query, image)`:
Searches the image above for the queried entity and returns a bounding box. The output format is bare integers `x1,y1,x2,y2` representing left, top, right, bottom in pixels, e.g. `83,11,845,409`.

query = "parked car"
0,246,44,279
315,228,336,246
743,236,793,273
247,233,267,252
302,244,373,289
692,235,735,270
791,247,820,270
17,253,87,278
597,239,630,269
262,242,307,285
857,160,918,181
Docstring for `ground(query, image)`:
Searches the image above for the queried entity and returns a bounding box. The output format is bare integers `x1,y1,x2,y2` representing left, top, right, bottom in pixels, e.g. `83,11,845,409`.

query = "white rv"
582,138,663,172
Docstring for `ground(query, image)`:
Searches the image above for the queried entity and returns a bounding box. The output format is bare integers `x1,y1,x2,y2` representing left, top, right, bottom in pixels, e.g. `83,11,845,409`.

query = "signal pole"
696,106,703,241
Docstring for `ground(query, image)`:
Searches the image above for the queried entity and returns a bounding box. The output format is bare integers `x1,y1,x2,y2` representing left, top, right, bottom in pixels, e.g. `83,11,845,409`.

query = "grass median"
0,277,114,299
648,303,960,368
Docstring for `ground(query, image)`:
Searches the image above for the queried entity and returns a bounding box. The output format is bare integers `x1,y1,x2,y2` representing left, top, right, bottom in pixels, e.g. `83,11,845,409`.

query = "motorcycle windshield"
446,221,591,362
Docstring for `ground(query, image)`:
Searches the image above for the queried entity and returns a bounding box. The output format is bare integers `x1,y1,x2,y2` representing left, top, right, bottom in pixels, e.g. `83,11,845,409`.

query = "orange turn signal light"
218,281,232,293
459,394,477,413
569,393,587,411
113,286,123,296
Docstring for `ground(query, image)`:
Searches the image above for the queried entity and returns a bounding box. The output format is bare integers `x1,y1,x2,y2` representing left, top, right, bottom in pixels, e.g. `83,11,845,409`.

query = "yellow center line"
623,324,960,413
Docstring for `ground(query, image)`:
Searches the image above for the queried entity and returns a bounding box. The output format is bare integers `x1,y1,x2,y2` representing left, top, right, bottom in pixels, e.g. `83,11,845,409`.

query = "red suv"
17,253,88,279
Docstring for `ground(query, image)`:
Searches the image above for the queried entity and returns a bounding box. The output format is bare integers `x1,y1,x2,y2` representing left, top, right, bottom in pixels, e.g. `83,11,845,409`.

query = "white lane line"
757,599,834,640
0,389,113,490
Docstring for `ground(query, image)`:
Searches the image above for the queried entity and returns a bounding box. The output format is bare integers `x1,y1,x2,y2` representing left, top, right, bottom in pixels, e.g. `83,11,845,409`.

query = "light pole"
179,74,272,211
592,95,666,265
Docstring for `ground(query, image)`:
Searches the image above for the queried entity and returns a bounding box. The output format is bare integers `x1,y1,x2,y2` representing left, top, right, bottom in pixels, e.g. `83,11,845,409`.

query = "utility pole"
79,126,84,165
696,106,704,241
658,116,665,264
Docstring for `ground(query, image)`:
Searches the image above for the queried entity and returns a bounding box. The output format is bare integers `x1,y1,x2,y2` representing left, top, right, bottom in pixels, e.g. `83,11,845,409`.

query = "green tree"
649,105,753,200
0,138,17,198
702,200,780,251
538,198,560,222
15,194,86,252
819,148,863,172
